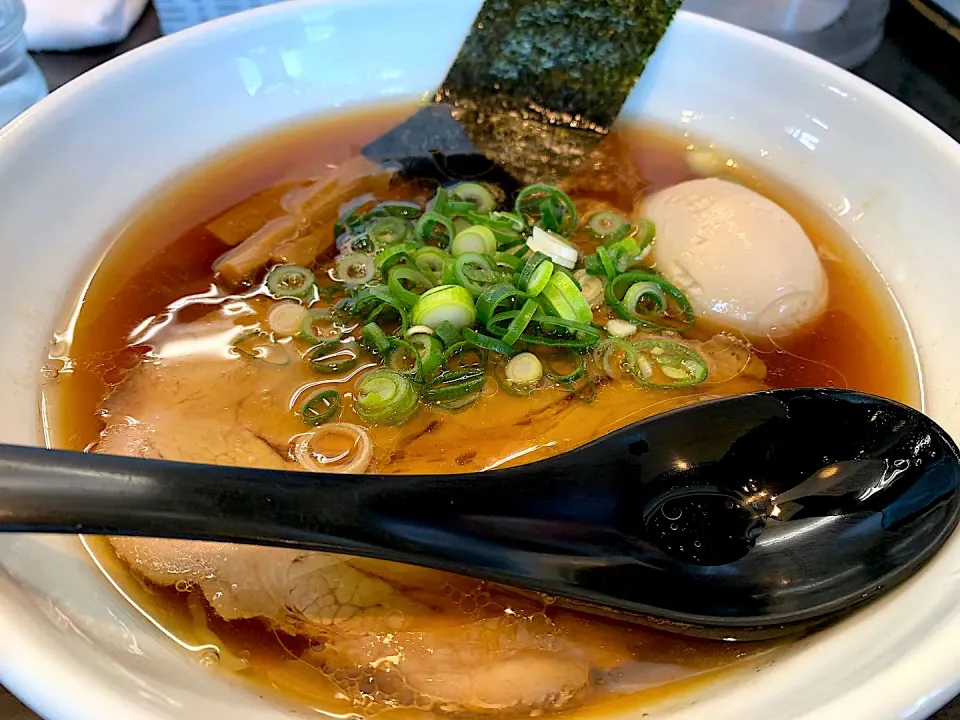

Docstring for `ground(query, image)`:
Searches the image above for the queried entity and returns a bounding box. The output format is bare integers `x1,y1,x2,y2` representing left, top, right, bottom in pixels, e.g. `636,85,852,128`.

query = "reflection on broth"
42,104,918,717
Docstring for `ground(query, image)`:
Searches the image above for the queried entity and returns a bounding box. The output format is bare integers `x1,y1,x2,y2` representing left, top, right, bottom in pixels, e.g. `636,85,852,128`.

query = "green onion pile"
251,180,710,428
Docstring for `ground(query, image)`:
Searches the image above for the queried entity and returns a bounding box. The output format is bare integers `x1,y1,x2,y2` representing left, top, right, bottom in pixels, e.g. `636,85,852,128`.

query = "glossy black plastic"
0,389,957,639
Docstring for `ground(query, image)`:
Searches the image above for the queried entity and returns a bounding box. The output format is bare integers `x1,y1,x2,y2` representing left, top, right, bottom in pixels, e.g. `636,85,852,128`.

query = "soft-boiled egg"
641,178,828,337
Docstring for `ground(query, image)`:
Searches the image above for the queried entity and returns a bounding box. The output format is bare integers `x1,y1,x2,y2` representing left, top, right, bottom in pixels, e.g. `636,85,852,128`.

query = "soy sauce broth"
42,103,919,717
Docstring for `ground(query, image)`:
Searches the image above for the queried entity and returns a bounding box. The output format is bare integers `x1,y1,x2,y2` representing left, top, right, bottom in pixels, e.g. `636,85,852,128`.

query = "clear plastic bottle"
684,0,891,68
0,0,47,127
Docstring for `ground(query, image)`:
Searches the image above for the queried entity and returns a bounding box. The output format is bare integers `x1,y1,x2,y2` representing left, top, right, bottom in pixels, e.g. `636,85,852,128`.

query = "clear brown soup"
42,103,919,718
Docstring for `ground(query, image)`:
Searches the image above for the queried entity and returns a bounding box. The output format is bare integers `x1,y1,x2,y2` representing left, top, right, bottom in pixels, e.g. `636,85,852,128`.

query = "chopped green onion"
451,225,498,256
231,329,290,366
336,253,376,286
488,312,601,348
300,309,343,345
588,210,629,238
596,245,616,280
360,322,391,355
453,253,502,296
494,252,524,272
415,211,456,247
606,272,695,330
385,338,422,378
267,302,308,337
405,325,434,337
449,182,497,213
500,298,539,346
504,352,543,386
632,339,708,388
463,327,514,355
412,246,451,284
476,283,527,326
515,184,578,235
307,339,360,374
526,226,578,270
411,285,476,329
387,266,434,309
595,337,639,379
422,368,487,404
375,242,421,274
443,341,487,371
433,321,461,348
355,369,420,425
539,272,593,324
408,332,444,378
542,349,587,384
377,201,422,220
367,216,411,246
266,264,315,299
301,389,340,426
635,218,656,248
518,252,553,297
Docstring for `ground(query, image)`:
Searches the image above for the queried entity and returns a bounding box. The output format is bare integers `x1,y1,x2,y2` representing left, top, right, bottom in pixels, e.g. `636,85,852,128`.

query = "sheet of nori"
362,0,681,186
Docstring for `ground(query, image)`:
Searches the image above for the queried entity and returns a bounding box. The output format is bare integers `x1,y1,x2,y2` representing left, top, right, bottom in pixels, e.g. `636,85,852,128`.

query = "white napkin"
23,0,149,51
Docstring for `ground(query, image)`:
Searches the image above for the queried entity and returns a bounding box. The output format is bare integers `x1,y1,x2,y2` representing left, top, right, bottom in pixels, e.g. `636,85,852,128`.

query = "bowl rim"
3,2,960,719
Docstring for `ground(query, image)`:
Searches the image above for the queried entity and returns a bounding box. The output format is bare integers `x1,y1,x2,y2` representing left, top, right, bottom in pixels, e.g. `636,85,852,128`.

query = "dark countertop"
2,2,959,718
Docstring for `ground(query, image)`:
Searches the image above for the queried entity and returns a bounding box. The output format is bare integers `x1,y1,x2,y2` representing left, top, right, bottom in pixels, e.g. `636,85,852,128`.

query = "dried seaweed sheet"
363,0,681,186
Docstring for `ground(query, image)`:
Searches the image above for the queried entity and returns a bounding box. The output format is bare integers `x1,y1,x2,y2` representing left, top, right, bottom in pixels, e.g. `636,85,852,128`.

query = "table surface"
3,1,960,718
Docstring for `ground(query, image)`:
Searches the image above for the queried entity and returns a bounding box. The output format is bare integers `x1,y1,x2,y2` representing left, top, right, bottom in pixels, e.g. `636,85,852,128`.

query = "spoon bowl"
1,388,956,640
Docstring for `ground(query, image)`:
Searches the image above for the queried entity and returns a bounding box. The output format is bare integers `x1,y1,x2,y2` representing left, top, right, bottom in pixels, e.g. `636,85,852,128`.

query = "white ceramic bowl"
1,2,960,718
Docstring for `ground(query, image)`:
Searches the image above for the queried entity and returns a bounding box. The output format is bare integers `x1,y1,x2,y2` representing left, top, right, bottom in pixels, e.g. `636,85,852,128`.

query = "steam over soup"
42,105,918,717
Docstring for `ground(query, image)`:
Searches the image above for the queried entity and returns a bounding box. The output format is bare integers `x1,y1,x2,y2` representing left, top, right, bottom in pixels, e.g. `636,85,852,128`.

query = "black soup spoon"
0,388,957,640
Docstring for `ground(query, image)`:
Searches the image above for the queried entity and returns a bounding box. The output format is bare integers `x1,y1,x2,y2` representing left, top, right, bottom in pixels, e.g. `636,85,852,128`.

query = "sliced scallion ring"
385,338,423,378
463,327,514,356
515,184,578,235
231,329,290,366
367,216,411,246
360,322,391,355
588,210,629,238
300,309,343,345
266,264,315,299
387,266,434,309
539,272,593,324
494,252,524,272
499,298,539,346
518,252,553,297
307,339,360,374
453,253,501,296
542,349,587,384
415,211,456,248
301,389,341,426
595,337,639,379
411,284,476,329
449,182,497,213
476,283,527,326
422,368,487,404
355,369,420,425
336,253,376,286
413,246,451,284
596,245,616,280
527,226,578,269
433,321,461,348
451,225,498,256
632,339,708,388
375,241,421,274
606,272,695,330
268,302,308,337
408,332,444,378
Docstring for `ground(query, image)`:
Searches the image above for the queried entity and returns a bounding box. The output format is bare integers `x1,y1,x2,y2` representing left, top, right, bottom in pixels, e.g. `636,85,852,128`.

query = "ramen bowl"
0,1,959,718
